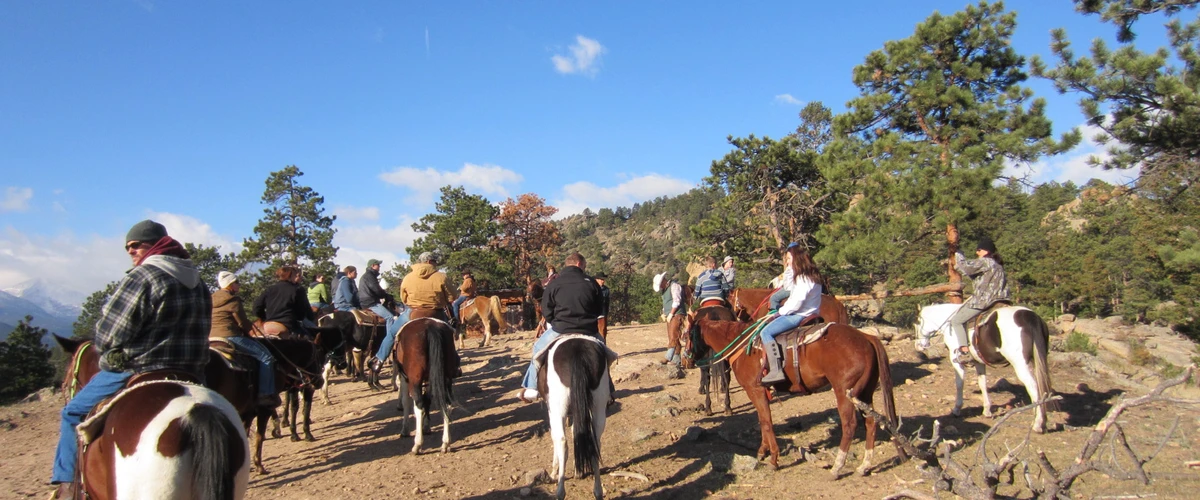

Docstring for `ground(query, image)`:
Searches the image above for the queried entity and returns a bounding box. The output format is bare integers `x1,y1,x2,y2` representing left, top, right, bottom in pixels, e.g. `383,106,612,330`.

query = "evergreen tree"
408,186,510,287
0,316,56,403
821,0,1078,299
71,281,118,339
239,166,338,300
185,242,238,291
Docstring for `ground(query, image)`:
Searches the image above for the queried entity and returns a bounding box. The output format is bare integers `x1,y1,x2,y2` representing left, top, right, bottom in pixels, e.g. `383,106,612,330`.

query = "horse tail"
182,403,243,500
1020,308,1059,412
425,323,451,413
868,332,898,429
490,295,507,333
567,340,603,478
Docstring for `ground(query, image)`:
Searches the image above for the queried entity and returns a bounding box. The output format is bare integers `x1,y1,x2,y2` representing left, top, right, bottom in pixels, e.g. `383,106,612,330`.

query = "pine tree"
408,186,510,288
185,243,238,291
240,166,338,300
820,0,1078,299
71,282,118,339
0,316,56,403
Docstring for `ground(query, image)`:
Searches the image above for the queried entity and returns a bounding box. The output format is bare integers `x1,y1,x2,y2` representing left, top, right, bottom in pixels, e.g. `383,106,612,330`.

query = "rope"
67,341,93,399
692,316,770,368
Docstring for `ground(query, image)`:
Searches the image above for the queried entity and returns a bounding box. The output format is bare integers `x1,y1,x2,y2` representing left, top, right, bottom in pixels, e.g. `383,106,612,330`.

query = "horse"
456,295,507,348
537,335,615,500
914,303,1059,433
683,302,734,416
729,288,851,325
317,310,387,393
526,278,545,330
54,337,249,499
391,316,461,454
689,316,902,475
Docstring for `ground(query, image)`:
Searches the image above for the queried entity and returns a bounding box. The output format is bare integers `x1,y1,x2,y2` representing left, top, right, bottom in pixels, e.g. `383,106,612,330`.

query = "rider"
721,255,736,288
593,271,611,341
51,220,210,499
451,270,476,325
694,256,731,306
211,271,279,407
949,236,1011,364
758,245,824,383
362,259,410,372
333,265,361,312
655,272,686,366
384,251,457,372
768,242,801,311
253,265,315,337
516,252,604,403
307,273,331,312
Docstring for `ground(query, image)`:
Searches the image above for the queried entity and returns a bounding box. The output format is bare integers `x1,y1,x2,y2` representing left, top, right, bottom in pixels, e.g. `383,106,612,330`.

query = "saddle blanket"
775,321,834,347
207,338,250,371
533,334,618,366
77,380,202,444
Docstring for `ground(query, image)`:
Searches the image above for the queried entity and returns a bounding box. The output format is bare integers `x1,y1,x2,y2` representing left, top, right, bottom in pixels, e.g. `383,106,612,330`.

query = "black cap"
125,220,167,243
976,236,997,254
593,272,607,279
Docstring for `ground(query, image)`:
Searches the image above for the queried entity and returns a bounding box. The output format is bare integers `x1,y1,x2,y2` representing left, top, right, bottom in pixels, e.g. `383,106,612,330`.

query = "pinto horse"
457,295,507,348
537,335,616,500
915,303,1059,433
391,315,461,454
689,317,902,475
54,336,249,499
317,310,386,392
683,303,734,416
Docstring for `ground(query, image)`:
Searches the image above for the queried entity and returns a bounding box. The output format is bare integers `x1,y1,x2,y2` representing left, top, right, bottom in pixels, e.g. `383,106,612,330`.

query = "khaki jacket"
401,263,453,309
210,289,252,338
459,276,476,297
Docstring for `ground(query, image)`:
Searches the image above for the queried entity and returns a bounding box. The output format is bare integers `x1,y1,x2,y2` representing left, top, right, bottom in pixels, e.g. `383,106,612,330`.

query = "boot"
761,338,787,383
51,483,75,500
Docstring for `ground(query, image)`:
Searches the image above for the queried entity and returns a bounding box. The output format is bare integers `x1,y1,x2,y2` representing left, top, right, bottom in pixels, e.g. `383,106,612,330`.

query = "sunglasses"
125,241,149,251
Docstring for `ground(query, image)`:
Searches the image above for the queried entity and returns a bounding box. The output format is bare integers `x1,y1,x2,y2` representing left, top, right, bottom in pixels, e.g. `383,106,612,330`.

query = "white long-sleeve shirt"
779,275,821,318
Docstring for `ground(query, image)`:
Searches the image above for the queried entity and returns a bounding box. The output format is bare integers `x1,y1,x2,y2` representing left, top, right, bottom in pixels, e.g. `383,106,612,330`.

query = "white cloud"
0,227,132,301
379,163,523,204
774,94,803,106
1,187,33,212
147,211,242,254
553,174,695,217
334,215,421,269
1006,124,1140,187
333,205,380,222
551,35,605,77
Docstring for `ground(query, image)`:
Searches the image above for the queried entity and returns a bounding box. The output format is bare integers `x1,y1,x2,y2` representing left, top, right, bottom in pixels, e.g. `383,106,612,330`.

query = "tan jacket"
459,276,476,297
401,263,454,309
210,289,252,338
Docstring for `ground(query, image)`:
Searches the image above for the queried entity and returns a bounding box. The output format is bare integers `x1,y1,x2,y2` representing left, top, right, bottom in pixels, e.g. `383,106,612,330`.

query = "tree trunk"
835,282,964,301
946,221,963,304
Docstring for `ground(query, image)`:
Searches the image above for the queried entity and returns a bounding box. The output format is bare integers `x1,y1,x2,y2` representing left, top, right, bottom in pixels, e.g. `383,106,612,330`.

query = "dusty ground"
3,322,1199,499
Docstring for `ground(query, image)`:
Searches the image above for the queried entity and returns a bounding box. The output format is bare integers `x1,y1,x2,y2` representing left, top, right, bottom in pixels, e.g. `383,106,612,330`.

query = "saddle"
78,375,200,444
460,297,477,310
351,308,387,326
758,315,833,394
208,338,254,372
409,306,449,322
257,321,292,339
697,297,727,309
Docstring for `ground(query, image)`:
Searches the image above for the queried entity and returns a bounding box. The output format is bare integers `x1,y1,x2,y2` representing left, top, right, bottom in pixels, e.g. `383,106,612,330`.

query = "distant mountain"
2,278,86,319
0,290,76,341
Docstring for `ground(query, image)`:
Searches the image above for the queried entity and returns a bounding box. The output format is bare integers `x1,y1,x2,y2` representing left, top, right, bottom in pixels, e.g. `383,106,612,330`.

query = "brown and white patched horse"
391,315,461,454
456,295,507,348
538,335,616,500
55,336,249,499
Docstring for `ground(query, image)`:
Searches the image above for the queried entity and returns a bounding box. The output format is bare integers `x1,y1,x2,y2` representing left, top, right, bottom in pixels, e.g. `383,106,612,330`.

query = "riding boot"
52,483,75,500
761,338,787,383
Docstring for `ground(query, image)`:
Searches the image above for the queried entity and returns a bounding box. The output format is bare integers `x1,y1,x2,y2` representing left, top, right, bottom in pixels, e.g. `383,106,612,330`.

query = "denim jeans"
663,347,681,364
225,336,276,396
769,288,791,311
52,369,132,483
374,307,411,361
760,314,808,344
949,305,984,347
451,296,468,321
522,326,561,390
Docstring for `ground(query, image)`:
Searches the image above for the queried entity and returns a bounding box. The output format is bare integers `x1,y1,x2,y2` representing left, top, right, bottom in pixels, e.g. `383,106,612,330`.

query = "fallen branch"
836,282,963,302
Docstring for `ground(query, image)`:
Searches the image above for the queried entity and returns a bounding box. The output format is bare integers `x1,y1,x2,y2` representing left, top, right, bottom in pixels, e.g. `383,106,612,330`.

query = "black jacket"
541,266,603,335
358,267,390,307
253,280,314,330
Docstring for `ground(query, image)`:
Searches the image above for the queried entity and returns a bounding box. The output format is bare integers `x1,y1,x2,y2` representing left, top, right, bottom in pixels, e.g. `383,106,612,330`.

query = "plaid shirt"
94,258,211,375
693,269,730,301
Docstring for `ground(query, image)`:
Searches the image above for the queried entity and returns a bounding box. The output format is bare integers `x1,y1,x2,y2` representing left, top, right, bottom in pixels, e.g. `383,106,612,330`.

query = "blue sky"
0,1,1159,299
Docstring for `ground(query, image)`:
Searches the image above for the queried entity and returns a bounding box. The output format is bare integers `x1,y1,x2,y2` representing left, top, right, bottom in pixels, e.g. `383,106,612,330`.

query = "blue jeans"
949,305,984,347
522,326,561,390
451,296,468,321
52,370,132,483
760,314,809,344
226,336,276,396
374,306,411,361
664,347,681,364
769,288,791,311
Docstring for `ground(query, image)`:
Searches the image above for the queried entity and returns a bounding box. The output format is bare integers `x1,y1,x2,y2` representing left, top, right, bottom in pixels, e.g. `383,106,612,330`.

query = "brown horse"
689,317,902,476
391,315,461,454
683,304,734,416
457,295,507,348
730,288,850,325
53,336,249,499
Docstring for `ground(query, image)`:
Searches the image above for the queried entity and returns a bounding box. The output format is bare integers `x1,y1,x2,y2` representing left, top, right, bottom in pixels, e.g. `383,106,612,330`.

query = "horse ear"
52,334,82,353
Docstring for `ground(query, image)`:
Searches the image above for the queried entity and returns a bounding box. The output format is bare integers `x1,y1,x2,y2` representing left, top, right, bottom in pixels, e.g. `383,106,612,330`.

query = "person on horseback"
451,270,476,326
694,256,731,305
51,220,211,500
333,265,361,312
594,271,610,340
543,263,558,287
370,251,453,373
253,265,316,337
516,252,604,403
768,242,801,311
362,259,411,372
721,255,736,288
949,236,1011,365
759,245,824,383
307,273,331,312
211,271,280,407
655,272,686,365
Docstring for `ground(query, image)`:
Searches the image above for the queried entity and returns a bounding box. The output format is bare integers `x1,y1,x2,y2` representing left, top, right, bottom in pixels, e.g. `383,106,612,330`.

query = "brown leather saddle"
351,309,387,327
256,321,293,339
208,338,255,372
759,314,828,394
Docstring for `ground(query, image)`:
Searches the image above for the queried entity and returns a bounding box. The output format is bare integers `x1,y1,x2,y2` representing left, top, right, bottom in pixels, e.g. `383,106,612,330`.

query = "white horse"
542,335,616,500
915,303,1058,432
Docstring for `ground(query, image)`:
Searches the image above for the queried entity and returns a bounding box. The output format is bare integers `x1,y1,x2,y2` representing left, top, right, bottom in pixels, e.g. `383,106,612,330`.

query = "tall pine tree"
240,166,338,300
0,317,56,403
408,186,510,288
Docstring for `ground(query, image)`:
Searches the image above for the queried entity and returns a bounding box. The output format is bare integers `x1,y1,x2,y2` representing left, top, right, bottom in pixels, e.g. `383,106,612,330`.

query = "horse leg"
975,363,993,418
288,390,303,442
830,390,859,479
549,388,569,500
270,406,283,439
481,319,491,348
749,386,779,469
397,375,412,437
412,382,428,454
720,361,733,417
591,374,610,500
855,391,877,476
253,412,269,474
321,360,334,405
440,392,453,454
951,358,967,417
1009,355,1046,433
699,365,713,416
302,388,316,441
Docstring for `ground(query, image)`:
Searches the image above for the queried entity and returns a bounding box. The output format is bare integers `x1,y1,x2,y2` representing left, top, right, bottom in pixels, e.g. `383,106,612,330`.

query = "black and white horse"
541,335,616,499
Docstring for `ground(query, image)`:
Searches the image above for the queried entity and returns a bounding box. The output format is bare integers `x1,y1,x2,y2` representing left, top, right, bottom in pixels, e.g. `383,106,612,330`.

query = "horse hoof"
255,467,269,475
440,444,449,453
271,430,282,439
290,436,300,442
305,435,316,442
412,447,422,455
855,466,870,476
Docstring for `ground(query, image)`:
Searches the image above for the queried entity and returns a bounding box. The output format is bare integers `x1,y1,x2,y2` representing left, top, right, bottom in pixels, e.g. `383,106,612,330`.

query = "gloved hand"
666,313,674,323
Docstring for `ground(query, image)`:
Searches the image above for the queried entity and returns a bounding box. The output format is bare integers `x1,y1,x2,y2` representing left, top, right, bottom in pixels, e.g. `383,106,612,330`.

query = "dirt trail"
2,323,1198,499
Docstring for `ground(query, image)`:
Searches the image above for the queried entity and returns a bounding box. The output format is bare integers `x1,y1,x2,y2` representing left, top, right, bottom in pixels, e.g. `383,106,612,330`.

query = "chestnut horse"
391,314,461,454
730,288,850,325
457,295,507,348
689,317,902,476
54,337,249,499
682,303,734,416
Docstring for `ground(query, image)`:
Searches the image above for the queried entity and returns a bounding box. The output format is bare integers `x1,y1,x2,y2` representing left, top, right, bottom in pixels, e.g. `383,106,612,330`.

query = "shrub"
1063,331,1097,355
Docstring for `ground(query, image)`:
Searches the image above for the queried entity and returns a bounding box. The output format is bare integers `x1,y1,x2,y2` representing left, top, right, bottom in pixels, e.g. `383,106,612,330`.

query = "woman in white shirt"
759,246,824,383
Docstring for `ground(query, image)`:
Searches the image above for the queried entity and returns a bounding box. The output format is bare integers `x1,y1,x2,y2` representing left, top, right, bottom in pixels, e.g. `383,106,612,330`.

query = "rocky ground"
3,320,1199,499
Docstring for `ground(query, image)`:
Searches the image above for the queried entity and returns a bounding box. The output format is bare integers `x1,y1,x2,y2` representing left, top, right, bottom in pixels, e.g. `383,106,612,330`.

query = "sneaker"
953,349,974,365
516,388,539,403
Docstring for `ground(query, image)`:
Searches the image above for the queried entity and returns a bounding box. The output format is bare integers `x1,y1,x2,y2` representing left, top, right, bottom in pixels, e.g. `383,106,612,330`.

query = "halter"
687,316,771,368
62,341,93,400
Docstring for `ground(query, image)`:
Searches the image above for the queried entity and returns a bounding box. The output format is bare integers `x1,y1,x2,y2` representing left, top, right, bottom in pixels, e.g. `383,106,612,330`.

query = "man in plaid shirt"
50,220,211,499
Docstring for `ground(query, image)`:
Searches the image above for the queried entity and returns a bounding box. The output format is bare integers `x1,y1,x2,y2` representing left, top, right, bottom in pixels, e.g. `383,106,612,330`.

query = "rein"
691,317,770,368
261,339,323,388
64,341,93,399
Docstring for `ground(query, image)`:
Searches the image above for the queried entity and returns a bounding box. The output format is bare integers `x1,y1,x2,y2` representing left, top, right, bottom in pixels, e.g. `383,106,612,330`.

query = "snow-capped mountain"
0,290,75,340
1,278,86,319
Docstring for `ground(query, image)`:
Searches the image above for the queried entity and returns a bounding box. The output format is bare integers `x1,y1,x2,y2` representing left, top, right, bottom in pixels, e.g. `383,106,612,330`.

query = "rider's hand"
666,313,674,323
